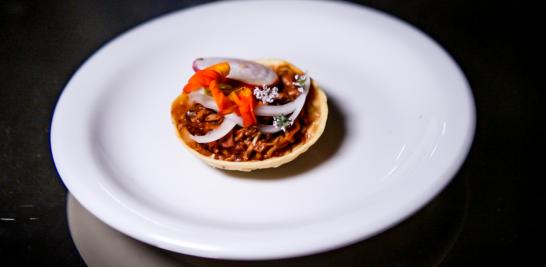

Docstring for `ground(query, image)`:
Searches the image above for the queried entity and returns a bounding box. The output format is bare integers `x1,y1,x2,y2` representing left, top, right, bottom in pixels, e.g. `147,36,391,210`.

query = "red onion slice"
258,124,281,134
255,101,297,116
225,113,243,127
188,89,216,110
189,119,237,143
193,58,278,86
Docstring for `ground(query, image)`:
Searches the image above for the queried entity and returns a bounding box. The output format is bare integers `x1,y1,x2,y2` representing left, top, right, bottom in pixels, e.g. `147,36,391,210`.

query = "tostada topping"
181,60,310,142
171,58,328,168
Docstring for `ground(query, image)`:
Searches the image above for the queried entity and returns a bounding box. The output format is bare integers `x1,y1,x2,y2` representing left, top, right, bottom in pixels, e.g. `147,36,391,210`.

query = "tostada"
171,58,328,171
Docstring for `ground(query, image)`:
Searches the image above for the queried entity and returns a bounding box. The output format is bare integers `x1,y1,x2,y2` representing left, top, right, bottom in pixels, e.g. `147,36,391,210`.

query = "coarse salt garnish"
253,84,279,104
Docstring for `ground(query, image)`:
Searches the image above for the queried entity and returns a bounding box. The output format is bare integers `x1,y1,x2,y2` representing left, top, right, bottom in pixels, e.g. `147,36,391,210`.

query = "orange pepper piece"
182,62,230,93
229,87,257,127
182,62,235,113
209,80,236,114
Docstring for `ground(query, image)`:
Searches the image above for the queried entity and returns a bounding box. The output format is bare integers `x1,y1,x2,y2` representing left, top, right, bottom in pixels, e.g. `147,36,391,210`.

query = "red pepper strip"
209,80,236,114
229,87,257,127
182,62,230,93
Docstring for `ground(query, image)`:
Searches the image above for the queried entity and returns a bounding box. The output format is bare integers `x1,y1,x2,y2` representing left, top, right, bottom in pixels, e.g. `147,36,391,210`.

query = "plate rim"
50,0,476,260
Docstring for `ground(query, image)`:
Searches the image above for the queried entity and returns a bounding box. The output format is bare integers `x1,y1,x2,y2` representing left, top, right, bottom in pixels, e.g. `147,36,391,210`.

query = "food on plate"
171,58,328,171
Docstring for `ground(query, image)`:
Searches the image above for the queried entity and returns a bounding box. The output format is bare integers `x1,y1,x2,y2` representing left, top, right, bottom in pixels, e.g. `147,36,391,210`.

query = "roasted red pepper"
209,79,236,114
229,87,257,127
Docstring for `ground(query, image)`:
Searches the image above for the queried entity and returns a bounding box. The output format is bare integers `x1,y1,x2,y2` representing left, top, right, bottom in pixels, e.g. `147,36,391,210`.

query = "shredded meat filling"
181,104,224,136
276,66,301,103
174,65,312,162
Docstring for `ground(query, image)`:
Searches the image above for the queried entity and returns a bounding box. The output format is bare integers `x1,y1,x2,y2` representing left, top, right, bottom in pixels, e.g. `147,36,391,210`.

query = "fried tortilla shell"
171,59,328,171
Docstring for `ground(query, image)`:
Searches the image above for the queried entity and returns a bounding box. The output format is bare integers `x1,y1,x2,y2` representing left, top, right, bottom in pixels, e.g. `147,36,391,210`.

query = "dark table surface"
1,0,539,266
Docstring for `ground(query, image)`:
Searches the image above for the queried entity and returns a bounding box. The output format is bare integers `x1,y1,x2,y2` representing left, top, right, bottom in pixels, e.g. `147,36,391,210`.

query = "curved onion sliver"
288,75,311,123
193,58,278,86
255,101,297,116
258,124,282,134
225,113,243,127
189,119,237,143
188,89,216,110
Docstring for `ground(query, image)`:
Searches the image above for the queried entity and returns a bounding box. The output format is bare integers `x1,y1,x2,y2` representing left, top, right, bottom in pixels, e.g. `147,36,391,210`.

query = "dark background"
1,0,539,266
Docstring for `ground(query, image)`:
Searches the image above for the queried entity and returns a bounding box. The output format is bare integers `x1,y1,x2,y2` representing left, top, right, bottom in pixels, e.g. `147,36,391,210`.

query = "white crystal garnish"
253,84,279,104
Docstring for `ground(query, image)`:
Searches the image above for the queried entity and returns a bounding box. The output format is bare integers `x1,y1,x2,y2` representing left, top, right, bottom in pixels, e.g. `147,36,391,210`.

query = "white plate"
51,0,475,260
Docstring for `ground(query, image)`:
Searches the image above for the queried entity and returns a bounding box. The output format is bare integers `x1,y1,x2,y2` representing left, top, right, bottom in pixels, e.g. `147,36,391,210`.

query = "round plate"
51,0,475,260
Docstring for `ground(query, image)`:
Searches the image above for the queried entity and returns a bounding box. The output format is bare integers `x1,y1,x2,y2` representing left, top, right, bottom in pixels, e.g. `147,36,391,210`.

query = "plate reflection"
67,176,466,267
